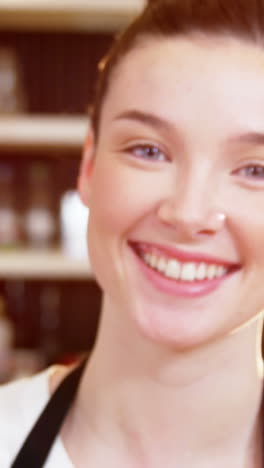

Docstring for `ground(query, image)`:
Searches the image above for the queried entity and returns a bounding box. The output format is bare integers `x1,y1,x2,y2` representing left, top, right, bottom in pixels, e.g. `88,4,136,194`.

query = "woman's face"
81,35,264,350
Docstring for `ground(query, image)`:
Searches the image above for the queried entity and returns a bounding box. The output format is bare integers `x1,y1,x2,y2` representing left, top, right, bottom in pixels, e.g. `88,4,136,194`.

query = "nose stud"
210,212,227,230
215,212,226,223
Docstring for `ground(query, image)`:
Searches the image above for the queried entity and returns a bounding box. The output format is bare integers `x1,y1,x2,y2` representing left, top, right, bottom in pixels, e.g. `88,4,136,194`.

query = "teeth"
180,263,196,282
156,257,167,274
206,264,217,280
144,252,151,264
150,254,158,269
165,259,181,279
216,266,226,277
141,251,229,282
196,263,206,280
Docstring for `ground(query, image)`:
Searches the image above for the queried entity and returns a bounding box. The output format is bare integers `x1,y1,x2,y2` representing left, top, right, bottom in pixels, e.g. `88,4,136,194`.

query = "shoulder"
0,366,64,466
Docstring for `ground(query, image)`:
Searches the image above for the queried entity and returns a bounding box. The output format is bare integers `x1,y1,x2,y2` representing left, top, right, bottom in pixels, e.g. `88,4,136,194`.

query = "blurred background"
0,0,143,382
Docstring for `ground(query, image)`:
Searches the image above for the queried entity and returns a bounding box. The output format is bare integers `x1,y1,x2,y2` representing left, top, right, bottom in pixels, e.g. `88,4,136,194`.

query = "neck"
73,300,264,467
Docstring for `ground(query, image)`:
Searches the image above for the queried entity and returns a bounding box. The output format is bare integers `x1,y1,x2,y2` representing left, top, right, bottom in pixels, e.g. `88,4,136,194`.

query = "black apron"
10,358,87,468
10,358,264,467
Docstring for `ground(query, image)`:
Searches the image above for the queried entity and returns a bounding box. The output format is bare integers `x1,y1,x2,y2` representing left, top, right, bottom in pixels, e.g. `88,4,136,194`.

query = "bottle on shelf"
0,163,21,249
24,162,57,249
0,295,14,383
0,48,27,114
60,189,89,259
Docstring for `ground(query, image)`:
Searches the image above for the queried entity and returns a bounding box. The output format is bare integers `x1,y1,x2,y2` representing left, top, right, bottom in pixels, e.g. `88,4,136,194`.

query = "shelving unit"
0,2,140,280
0,0,139,359
0,115,88,152
0,0,143,32
0,249,93,280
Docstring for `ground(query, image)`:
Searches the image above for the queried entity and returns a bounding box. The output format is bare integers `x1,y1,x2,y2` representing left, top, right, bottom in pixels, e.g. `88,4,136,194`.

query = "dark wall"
0,31,113,114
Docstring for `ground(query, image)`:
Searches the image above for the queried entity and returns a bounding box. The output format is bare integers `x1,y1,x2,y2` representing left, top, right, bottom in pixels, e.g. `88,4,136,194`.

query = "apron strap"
10,356,264,467
11,358,87,468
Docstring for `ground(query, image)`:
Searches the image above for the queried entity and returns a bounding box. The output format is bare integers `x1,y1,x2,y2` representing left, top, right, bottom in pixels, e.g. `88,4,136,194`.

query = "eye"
126,144,168,162
235,164,264,180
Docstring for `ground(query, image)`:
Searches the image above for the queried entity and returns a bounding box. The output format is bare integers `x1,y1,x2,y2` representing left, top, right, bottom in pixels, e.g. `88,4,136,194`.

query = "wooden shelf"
0,249,93,280
0,0,143,32
0,115,88,153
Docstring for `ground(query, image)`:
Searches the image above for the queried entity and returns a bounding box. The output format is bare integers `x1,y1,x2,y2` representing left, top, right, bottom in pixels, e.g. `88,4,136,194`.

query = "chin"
130,301,219,352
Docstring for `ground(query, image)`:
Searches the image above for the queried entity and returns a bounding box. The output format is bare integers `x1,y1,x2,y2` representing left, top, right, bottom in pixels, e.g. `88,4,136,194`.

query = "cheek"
244,215,264,268
87,161,162,293
228,192,264,273
88,161,165,237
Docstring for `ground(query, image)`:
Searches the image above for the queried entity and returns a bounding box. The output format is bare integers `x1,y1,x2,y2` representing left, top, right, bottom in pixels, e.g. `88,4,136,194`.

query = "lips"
130,241,239,269
129,241,241,297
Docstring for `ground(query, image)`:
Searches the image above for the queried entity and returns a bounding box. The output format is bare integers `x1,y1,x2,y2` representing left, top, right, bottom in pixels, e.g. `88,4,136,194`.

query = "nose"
157,171,226,240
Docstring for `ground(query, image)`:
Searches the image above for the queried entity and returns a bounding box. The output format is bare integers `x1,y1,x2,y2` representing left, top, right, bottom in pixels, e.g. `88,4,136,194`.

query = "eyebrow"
113,109,264,148
113,110,174,133
228,132,264,147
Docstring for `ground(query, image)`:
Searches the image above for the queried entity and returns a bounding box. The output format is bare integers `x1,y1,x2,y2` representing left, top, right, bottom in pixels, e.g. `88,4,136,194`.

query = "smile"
141,252,228,282
130,242,240,297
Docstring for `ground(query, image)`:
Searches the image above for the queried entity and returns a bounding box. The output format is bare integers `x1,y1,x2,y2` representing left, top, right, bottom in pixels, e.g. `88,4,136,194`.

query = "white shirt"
0,368,74,467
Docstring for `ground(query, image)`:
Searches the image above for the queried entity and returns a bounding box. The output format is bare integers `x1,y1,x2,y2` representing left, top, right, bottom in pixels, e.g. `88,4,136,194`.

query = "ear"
78,128,95,207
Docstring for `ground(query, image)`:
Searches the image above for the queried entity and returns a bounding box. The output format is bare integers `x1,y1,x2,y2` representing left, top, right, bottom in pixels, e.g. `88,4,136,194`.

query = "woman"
2,0,264,466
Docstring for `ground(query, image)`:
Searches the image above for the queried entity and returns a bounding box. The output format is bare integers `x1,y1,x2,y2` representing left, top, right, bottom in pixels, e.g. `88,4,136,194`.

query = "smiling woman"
4,0,264,467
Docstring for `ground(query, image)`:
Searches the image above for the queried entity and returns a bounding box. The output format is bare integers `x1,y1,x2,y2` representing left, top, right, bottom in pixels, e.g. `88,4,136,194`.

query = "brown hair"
91,0,264,139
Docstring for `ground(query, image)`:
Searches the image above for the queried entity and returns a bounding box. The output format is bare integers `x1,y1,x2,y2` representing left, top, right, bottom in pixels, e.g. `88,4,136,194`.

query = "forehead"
100,35,264,140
